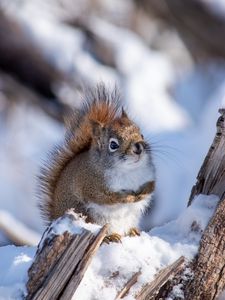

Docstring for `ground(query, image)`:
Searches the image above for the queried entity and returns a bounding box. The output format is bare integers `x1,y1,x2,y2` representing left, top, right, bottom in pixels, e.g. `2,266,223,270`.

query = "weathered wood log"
115,271,141,300
182,109,225,299
136,256,185,300
189,108,225,204
26,211,108,300
135,0,225,61
133,109,225,300
155,109,225,299
184,198,225,300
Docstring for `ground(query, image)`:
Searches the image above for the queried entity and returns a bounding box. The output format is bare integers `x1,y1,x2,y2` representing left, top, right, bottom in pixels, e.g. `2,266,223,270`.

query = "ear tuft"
122,107,128,119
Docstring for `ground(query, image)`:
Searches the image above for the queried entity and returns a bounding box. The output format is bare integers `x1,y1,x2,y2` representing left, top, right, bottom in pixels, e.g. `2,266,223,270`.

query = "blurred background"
0,0,224,246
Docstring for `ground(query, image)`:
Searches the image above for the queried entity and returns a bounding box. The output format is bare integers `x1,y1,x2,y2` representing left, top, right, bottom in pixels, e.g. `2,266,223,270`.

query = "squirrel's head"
90,109,151,169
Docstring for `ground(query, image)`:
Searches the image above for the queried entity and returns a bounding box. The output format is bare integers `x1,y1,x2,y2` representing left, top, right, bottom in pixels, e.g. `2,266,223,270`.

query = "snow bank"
0,194,218,300
74,194,219,300
0,246,35,300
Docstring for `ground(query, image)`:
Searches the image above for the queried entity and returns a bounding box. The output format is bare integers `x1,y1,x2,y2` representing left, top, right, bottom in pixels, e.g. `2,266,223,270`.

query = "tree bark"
26,212,108,300
182,109,225,299
136,257,185,300
134,109,225,300
189,108,225,204
184,198,225,300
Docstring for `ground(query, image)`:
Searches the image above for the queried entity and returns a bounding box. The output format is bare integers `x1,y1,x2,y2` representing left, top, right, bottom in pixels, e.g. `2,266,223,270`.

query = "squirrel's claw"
103,233,122,244
128,227,140,237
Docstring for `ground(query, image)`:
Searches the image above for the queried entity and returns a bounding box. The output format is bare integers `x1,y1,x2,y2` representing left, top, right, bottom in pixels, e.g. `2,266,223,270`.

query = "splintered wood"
26,212,108,300
136,256,185,300
189,108,225,204
184,109,225,300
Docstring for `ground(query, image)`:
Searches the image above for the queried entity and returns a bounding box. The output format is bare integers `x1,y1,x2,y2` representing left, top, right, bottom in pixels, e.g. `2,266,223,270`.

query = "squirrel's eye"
109,138,119,152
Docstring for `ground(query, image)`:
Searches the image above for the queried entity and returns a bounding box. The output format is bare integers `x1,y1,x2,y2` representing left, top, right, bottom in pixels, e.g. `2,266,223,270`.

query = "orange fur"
39,84,122,221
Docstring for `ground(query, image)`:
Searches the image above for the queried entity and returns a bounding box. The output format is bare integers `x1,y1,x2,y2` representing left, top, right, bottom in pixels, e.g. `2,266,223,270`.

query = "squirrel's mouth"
126,154,146,166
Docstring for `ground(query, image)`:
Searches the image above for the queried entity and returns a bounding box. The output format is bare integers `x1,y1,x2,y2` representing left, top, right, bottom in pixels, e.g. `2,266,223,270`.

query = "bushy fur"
39,84,122,222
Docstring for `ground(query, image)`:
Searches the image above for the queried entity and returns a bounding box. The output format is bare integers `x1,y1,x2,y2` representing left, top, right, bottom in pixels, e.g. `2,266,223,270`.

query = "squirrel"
39,84,155,241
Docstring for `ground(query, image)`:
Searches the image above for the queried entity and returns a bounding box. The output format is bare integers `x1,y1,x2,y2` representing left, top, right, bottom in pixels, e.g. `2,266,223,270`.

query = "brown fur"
39,84,155,224
39,84,121,221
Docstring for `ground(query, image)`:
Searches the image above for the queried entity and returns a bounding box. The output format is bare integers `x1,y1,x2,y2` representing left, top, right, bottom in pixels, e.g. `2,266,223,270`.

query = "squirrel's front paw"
127,227,140,237
103,233,122,244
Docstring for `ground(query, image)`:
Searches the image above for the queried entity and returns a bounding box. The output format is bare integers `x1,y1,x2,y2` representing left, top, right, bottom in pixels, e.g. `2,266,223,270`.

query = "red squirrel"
39,84,155,242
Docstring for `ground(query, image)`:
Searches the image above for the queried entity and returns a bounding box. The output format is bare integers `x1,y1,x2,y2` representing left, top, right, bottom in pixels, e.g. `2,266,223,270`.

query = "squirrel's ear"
91,120,104,137
122,107,128,119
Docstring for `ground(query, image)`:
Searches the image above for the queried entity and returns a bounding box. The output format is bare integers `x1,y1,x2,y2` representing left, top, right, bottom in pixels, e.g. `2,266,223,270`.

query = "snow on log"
136,256,185,300
159,109,225,299
183,109,225,299
184,198,225,300
26,211,108,300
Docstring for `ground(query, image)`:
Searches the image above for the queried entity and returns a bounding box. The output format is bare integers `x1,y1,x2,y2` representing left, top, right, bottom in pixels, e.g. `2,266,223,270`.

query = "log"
155,109,225,299
183,109,225,299
115,271,141,300
136,256,185,300
26,211,108,300
189,108,225,204
184,198,225,300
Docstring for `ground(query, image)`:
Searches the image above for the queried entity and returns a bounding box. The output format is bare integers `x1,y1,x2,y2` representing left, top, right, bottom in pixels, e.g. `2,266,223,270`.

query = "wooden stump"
184,198,225,300
182,109,225,299
26,211,108,300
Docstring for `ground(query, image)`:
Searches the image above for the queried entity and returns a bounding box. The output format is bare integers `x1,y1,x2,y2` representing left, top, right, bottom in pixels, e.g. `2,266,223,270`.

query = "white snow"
0,0,224,299
0,246,35,300
52,211,101,236
0,194,218,299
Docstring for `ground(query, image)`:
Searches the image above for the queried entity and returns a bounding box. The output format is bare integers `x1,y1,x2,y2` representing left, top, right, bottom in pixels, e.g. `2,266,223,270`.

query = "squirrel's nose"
133,142,143,155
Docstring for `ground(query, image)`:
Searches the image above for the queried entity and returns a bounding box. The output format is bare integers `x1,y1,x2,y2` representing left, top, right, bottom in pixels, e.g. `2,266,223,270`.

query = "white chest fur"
87,194,152,235
105,155,155,192
87,154,155,234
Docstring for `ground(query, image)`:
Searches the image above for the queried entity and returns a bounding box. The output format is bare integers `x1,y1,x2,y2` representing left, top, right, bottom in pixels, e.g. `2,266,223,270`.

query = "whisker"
143,135,186,170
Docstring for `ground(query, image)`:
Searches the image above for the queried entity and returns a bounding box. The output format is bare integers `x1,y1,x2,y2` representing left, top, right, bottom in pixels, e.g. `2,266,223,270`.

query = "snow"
0,0,224,298
51,211,101,236
74,194,218,300
0,194,218,299
0,246,35,300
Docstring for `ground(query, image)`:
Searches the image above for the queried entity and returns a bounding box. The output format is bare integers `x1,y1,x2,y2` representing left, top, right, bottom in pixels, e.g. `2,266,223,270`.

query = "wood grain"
26,212,108,300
